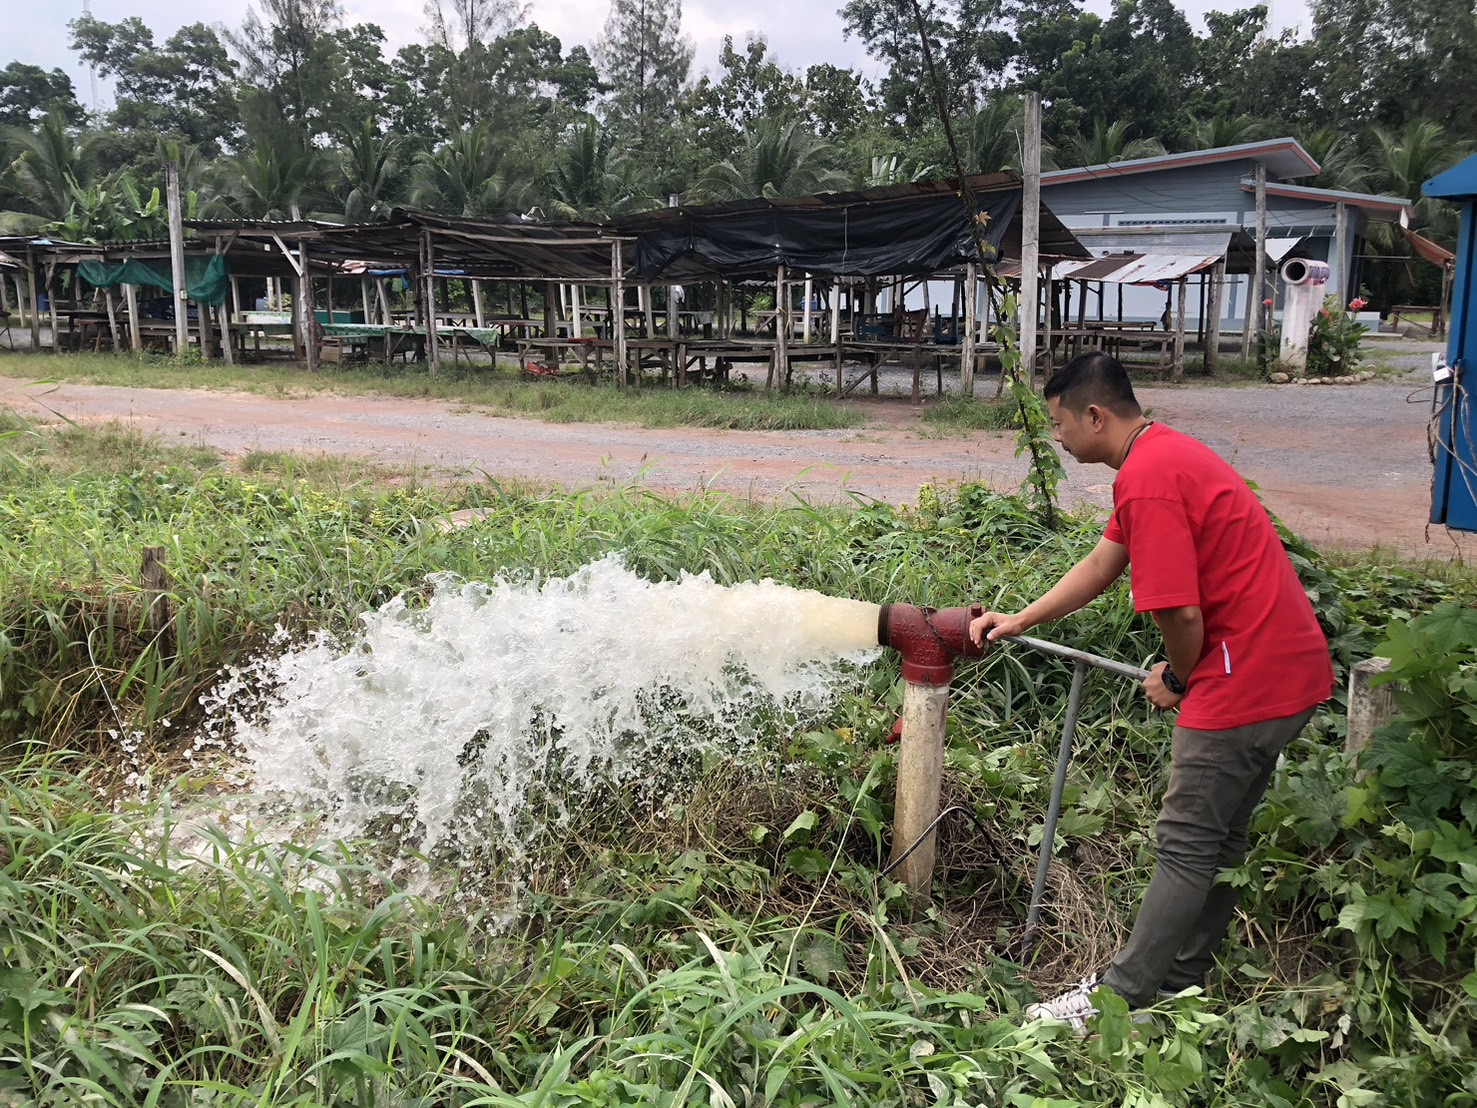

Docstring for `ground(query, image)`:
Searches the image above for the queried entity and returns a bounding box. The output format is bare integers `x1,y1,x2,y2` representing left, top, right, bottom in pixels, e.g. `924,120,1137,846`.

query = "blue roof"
1423,152,1477,199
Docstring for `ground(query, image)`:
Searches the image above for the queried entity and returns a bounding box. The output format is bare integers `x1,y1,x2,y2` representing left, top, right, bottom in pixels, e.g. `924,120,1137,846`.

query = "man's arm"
969,536,1129,645
1144,605,1205,709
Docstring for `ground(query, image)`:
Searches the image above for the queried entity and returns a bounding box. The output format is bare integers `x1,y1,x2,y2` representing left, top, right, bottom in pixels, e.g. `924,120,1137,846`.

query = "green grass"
917,395,1017,433
1,419,1474,1104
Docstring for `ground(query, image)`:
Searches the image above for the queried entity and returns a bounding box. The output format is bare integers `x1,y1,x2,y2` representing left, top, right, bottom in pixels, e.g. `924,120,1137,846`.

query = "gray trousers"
1101,706,1317,1006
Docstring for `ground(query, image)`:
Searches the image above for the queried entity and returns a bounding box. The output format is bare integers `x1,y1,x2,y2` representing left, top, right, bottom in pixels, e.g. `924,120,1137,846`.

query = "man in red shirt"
969,351,1333,1034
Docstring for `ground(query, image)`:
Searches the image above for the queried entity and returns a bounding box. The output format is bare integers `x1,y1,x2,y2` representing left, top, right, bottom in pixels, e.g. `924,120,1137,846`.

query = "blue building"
1041,139,1412,327
1422,153,1477,532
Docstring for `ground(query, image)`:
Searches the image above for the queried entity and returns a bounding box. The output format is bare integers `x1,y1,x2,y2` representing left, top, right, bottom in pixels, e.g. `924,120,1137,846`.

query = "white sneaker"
1023,975,1101,1034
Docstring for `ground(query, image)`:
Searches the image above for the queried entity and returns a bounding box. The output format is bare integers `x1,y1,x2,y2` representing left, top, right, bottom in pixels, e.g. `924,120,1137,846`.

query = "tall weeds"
1,419,1474,1104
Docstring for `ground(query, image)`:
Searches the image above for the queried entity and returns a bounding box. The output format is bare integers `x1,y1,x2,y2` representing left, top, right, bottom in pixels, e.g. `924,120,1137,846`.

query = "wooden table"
322,323,425,364
516,337,612,379
230,321,297,360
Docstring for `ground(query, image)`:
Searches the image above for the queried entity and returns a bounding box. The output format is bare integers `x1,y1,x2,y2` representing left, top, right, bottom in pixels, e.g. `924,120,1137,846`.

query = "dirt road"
4,362,1469,559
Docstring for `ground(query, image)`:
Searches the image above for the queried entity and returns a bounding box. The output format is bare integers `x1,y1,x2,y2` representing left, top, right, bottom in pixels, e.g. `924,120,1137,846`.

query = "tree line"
0,0,1471,305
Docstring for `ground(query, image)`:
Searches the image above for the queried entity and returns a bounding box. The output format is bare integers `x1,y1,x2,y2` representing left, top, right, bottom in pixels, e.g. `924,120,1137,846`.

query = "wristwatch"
1161,664,1186,695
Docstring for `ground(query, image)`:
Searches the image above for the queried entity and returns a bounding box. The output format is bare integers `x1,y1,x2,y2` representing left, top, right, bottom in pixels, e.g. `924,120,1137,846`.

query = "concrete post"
1346,657,1399,758
888,681,950,899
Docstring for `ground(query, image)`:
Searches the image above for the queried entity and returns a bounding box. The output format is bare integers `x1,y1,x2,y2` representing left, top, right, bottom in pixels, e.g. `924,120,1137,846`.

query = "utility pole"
165,162,188,360
1021,92,1042,388
1254,164,1269,374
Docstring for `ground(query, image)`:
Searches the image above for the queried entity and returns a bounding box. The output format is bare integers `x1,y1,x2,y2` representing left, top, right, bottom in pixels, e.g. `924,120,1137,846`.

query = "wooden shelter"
12,174,1091,398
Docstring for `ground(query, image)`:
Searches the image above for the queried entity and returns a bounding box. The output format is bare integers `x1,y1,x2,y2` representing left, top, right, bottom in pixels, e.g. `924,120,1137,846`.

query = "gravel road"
3,340,1469,559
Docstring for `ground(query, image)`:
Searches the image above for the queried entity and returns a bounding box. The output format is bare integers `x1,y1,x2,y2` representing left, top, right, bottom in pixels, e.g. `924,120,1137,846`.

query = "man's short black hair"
1043,352,1142,417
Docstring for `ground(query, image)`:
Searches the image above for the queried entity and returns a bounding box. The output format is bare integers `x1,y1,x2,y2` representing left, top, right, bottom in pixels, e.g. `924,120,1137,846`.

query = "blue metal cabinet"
1424,155,1477,531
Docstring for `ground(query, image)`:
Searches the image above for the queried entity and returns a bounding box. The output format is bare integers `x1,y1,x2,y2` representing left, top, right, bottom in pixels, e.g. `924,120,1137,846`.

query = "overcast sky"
11,0,1315,111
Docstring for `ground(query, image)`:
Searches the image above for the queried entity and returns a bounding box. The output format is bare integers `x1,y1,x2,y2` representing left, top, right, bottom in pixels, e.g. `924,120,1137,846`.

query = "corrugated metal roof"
996,249,1221,284
1401,225,1456,267
1248,180,1411,217
1097,253,1221,284
1042,138,1319,187
1424,152,1477,199
1072,225,1258,273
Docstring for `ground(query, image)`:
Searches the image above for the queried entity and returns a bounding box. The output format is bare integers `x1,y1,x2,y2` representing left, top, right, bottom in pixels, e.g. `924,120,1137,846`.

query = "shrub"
1306,295,1369,376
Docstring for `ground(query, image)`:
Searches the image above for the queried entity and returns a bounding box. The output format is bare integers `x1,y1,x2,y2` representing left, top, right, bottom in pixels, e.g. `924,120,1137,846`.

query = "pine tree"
593,0,693,155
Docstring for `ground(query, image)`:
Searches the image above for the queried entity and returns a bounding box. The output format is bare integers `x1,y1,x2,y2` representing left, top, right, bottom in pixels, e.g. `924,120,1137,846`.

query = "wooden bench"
1388,305,1445,336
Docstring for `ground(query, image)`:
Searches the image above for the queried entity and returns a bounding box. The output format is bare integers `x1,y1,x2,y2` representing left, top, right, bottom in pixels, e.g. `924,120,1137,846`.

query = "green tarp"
76,255,230,307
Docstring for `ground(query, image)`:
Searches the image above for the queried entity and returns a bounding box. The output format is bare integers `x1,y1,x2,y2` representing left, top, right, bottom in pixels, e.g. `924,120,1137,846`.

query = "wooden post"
962,262,978,396
771,263,788,391
1332,201,1350,304
377,279,392,325
141,546,174,642
1172,276,1188,382
216,300,233,365
1205,260,1225,374
301,244,317,370
802,274,814,341
125,282,141,354
571,283,583,339
888,681,950,899
543,281,557,338
611,241,628,388
422,229,440,375
1244,163,1268,363
213,236,233,365
1041,275,1053,375
46,263,62,354
165,163,189,360
641,282,655,337
1020,92,1042,384
1195,270,1207,346
26,249,41,351
104,287,119,353
197,289,211,359
471,280,486,328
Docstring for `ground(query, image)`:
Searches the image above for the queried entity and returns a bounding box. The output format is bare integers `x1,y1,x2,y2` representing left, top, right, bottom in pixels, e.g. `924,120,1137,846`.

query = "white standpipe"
1278,258,1331,370
888,681,950,897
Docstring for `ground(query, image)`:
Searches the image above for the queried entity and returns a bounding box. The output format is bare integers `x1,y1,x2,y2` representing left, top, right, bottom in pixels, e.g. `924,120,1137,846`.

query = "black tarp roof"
29,175,1088,286
610,172,1087,281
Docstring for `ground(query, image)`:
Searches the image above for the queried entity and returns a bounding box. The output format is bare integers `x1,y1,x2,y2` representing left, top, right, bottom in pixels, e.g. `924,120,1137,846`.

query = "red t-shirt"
1103,423,1334,730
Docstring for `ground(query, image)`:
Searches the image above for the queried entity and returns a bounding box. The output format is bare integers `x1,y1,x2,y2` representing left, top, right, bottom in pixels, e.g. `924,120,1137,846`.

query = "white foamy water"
205,555,881,863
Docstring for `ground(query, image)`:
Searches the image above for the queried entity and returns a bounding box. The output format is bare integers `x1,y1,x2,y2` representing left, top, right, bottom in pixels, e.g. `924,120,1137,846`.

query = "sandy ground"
3,344,1470,560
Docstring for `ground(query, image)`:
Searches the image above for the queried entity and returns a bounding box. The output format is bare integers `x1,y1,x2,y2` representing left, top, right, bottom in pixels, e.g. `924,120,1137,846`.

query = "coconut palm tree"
1293,127,1371,192
1371,120,1469,237
1059,118,1165,169
1361,120,1471,308
960,96,1027,173
542,117,658,221
410,122,531,218
696,120,849,201
336,119,404,223
210,136,322,220
1192,113,1264,151
5,110,94,222
854,151,930,188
